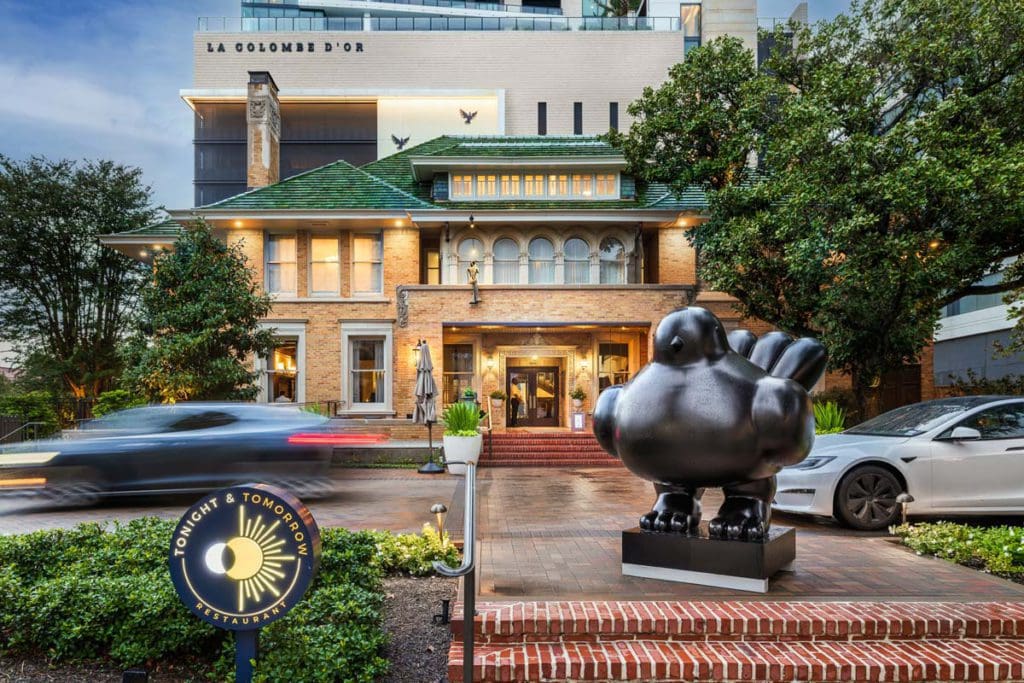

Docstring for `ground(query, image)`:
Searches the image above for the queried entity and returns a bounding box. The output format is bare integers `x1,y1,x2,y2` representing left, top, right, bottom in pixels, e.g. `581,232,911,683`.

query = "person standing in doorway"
509,382,522,427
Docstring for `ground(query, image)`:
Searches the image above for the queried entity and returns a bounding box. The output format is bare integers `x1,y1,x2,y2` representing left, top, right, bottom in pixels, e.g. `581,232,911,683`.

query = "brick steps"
448,639,1024,682
482,432,622,467
448,601,1024,681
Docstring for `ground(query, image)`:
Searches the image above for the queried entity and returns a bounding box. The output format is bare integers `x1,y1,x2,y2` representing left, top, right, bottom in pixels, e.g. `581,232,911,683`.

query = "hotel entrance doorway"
507,367,560,427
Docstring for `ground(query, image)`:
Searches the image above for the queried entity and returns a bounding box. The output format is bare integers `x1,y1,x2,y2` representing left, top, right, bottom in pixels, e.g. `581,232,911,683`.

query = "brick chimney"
246,71,280,189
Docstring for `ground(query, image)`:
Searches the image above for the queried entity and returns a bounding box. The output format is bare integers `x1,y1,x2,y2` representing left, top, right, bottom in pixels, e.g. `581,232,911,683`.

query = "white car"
774,396,1024,530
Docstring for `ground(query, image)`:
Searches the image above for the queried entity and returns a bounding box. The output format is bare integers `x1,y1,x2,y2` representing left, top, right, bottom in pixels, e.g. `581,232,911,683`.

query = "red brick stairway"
449,600,1024,681
480,431,622,467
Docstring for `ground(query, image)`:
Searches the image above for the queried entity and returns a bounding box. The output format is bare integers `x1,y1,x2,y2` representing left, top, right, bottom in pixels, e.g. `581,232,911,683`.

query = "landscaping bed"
0,519,459,682
894,522,1024,585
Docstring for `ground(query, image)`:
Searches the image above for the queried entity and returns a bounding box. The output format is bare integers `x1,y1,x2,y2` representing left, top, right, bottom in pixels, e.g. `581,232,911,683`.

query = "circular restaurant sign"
168,483,321,630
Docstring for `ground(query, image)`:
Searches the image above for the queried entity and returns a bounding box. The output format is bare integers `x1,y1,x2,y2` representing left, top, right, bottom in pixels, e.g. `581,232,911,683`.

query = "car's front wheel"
835,465,903,531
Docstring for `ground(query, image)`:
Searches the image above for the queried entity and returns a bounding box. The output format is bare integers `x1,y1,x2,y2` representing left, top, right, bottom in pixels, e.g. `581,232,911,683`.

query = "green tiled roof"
360,137,457,202
201,159,434,210
104,216,184,239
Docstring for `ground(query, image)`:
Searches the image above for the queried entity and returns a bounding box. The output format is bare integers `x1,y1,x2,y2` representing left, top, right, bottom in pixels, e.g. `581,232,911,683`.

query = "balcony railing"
199,15,689,32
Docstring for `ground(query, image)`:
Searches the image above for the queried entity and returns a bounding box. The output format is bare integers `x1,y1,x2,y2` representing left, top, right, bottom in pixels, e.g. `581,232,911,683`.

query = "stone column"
246,71,281,189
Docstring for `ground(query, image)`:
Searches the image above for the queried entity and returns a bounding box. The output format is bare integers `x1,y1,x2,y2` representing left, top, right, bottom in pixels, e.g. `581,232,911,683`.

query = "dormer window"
446,171,620,200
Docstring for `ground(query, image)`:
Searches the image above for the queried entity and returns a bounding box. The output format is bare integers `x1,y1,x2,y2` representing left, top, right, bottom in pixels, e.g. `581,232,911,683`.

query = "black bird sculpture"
593,306,827,541
459,109,478,124
391,134,410,150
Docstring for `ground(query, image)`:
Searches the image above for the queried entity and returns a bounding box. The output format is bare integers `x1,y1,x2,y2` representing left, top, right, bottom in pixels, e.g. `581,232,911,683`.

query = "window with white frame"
564,237,591,284
452,174,473,197
352,233,383,295
500,174,521,196
492,238,520,284
528,237,555,284
447,172,618,201
265,234,296,295
457,238,484,283
548,174,569,196
599,237,627,284
524,174,545,197
476,174,498,197
571,174,594,197
341,322,393,412
310,235,340,295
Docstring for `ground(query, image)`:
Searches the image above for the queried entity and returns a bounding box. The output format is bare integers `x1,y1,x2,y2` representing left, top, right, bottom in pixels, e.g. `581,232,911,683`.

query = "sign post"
168,483,321,682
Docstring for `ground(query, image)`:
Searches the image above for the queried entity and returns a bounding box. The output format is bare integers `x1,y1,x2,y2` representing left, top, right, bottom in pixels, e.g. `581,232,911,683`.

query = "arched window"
563,237,590,284
599,237,627,284
528,237,555,284
457,238,484,284
492,238,520,284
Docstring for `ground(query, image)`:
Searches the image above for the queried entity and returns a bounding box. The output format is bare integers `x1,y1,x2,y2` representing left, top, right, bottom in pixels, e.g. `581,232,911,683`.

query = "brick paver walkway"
473,467,1024,601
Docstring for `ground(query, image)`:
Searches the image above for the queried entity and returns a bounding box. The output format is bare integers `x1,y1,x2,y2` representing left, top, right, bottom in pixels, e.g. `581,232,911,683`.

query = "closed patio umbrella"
413,340,444,474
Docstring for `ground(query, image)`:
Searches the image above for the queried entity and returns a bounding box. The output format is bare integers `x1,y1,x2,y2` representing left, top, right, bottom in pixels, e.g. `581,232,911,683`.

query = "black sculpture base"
621,524,795,593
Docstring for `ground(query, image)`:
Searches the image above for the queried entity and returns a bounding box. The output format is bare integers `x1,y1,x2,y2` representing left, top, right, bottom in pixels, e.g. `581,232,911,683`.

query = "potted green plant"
460,387,478,405
570,386,587,410
442,401,482,476
489,390,507,409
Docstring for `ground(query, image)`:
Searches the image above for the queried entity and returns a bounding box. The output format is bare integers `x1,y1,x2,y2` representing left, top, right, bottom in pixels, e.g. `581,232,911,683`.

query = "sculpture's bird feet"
708,498,769,541
639,489,701,534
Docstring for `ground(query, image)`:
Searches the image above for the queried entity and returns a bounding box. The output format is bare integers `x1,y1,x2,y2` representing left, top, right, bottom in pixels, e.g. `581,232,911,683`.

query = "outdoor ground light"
431,502,448,544
896,492,915,525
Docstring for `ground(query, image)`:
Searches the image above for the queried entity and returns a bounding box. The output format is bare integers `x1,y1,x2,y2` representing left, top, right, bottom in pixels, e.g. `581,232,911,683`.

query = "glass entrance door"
507,367,560,427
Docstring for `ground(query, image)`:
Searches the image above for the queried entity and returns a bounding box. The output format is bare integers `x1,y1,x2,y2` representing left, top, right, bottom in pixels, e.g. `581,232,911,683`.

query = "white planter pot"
572,399,584,410
443,433,482,476
491,399,504,409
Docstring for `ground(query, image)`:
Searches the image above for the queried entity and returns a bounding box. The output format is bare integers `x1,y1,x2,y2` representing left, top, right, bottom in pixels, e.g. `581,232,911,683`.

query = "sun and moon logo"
168,484,321,631
203,506,298,612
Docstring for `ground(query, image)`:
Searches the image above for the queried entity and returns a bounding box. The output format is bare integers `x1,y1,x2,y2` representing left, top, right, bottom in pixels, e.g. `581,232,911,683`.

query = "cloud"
0,63,174,146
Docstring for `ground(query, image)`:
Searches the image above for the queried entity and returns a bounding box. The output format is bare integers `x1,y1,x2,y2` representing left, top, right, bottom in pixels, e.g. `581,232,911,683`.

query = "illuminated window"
352,233,383,295
443,343,475,405
265,234,296,295
341,321,392,412
564,237,591,284
310,236,340,295
524,174,545,196
350,338,384,405
452,174,473,197
476,174,497,197
572,174,594,197
500,174,521,196
548,174,569,196
596,174,616,196
598,342,630,390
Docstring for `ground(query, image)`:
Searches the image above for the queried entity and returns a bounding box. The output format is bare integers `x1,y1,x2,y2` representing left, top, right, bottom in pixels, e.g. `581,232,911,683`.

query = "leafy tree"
593,0,643,18
129,220,274,402
611,0,1024,414
0,157,155,397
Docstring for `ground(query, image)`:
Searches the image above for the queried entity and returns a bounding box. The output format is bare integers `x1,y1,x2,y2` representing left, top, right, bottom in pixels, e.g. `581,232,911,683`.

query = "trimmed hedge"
0,519,458,682
894,522,1024,576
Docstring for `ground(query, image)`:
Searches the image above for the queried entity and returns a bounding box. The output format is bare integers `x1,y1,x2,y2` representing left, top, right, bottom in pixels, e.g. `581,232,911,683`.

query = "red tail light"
288,432,387,446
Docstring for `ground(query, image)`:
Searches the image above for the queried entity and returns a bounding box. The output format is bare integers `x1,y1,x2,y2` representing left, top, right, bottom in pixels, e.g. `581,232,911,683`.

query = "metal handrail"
433,460,477,683
433,460,476,578
0,421,49,444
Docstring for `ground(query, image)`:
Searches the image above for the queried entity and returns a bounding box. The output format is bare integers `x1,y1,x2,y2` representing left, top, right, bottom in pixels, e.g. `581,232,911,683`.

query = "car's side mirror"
950,426,982,441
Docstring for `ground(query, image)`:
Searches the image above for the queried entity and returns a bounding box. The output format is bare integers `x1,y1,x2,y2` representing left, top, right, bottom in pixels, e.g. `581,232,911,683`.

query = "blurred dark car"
0,403,353,505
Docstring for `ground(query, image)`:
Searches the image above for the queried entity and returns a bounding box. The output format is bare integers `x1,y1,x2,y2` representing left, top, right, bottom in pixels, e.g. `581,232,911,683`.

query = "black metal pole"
235,630,258,683
463,567,475,683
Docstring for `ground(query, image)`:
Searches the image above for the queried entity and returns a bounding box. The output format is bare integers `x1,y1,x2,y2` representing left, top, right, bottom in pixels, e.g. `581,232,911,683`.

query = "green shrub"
489,390,507,401
92,389,147,417
812,400,846,434
894,522,1024,576
570,387,586,401
0,390,58,435
442,401,480,436
0,518,460,681
812,388,861,425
